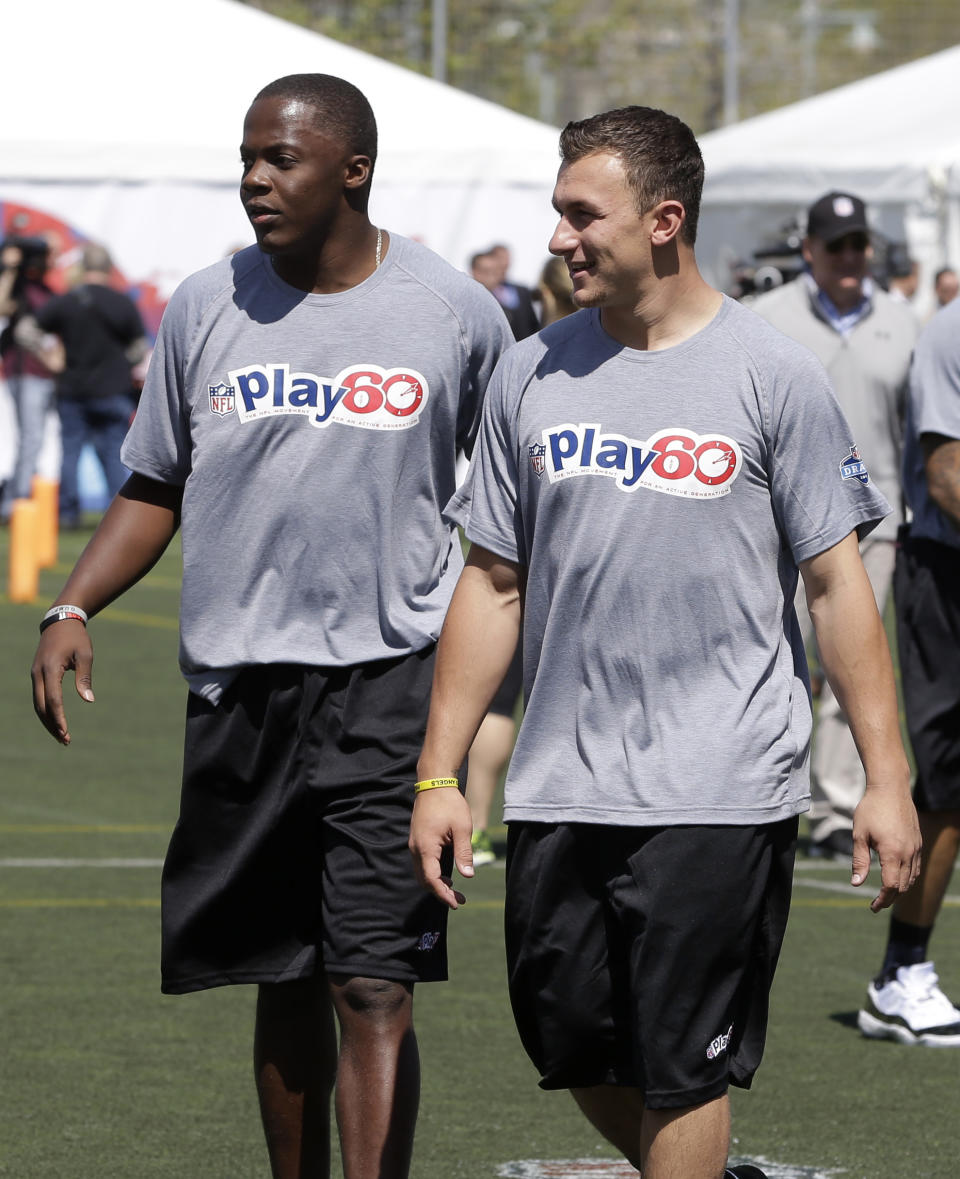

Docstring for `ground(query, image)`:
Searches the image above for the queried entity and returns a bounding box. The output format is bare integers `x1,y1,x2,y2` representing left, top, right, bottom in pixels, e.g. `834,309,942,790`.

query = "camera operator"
0,237,59,523
13,242,147,528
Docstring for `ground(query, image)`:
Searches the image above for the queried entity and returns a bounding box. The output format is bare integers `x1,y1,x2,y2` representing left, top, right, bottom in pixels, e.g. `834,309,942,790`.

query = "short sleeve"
910,310,960,443
119,287,192,486
446,354,526,563
455,289,513,458
767,351,891,564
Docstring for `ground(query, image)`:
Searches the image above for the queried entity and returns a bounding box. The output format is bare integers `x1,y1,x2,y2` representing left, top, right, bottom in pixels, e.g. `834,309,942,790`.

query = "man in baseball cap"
752,189,917,862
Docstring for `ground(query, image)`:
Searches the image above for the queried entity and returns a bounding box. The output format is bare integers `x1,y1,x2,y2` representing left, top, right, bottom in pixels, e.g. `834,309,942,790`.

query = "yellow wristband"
414,777,460,794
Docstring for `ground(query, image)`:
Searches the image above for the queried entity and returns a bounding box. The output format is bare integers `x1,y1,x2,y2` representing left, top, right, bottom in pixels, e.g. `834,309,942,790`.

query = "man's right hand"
32,621,95,745
408,786,475,910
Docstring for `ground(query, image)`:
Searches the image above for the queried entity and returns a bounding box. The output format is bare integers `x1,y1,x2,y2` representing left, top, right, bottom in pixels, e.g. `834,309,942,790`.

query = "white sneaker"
858,961,960,1047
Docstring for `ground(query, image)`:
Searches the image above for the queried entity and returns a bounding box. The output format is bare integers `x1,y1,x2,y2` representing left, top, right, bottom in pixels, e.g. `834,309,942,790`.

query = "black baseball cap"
805,191,869,243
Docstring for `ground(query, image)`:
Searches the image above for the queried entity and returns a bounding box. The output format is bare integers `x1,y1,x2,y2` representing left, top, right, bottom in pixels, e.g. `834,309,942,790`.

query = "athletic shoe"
807,828,854,862
725,1167,768,1178
857,961,960,1047
471,828,497,866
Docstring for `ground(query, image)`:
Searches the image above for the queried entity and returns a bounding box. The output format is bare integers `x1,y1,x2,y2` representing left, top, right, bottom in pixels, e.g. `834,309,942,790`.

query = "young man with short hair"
31,73,511,1179
410,106,920,1179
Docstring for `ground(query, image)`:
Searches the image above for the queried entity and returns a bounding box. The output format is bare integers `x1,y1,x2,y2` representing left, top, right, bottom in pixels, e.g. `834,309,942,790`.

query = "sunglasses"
825,233,870,254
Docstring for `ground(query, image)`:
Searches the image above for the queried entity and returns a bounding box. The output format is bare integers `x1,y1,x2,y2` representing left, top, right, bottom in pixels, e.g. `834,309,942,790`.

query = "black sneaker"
725,1167,769,1179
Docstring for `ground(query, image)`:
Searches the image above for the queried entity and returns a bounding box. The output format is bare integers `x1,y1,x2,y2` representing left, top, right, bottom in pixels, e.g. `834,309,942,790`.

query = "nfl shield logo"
529,442,546,477
839,443,869,484
208,382,236,417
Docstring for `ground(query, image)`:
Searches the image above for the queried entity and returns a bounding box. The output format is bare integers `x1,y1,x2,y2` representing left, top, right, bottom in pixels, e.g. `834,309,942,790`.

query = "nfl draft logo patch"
208,382,236,416
529,442,547,477
839,443,869,484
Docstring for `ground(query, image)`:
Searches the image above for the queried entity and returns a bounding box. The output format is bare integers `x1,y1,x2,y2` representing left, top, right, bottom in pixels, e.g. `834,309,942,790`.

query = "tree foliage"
240,0,960,131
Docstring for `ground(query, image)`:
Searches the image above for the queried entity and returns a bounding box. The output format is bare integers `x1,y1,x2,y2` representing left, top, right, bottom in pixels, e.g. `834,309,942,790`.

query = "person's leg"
809,538,895,848
87,393,135,499
892,808,960,930
255,976,339,1179
1,374,55,512
465,711,515,828
56,397,86,525
313,648,447,1179
570,1084,645,1166
570,1085,731,1179
329,975,419,1179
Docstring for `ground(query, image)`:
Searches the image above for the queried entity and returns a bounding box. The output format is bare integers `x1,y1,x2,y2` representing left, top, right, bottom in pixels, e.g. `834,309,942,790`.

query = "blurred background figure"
537,255,576,325
751,190,917,861
466,648,523,866
933,266,959,310
15,243,147,528
470,244,540,340
0,237,58,523
885,243,919,306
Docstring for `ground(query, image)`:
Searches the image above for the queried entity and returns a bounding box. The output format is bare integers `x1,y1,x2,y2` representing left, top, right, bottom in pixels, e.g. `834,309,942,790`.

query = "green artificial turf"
1,524,957,1178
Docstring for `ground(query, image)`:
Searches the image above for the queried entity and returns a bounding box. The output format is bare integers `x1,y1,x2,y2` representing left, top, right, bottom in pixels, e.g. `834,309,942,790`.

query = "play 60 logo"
541,422,742,499
224,362,429,431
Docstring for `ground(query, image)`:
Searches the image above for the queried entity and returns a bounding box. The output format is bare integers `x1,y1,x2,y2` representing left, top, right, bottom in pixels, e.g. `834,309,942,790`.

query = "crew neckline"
587,294,731,362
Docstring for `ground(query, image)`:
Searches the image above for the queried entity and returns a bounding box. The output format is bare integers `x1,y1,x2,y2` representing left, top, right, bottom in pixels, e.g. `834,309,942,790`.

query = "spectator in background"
934,266,959,309
0,238,57,523
470,245,540,340
885,244,918,306
16,243,147,528
537,254,577,325
752,191,917,862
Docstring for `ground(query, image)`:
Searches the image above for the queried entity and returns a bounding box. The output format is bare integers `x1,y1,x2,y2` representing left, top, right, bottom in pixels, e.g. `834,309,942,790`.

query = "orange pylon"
8,498,39,603
32,477,59,569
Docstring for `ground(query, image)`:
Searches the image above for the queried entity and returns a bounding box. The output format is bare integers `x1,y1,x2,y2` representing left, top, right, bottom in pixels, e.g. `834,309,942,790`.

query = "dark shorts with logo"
160,648,452,994
895,531,960,812
504,817,798,1108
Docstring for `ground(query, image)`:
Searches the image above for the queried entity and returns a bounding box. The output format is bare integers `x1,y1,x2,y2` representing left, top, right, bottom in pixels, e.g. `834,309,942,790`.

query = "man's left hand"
851,783,922,911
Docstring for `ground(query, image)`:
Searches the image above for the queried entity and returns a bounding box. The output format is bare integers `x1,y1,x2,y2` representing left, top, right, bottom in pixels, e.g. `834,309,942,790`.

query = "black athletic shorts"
504,818,798,1109
160,648,452,994
895,530,960,812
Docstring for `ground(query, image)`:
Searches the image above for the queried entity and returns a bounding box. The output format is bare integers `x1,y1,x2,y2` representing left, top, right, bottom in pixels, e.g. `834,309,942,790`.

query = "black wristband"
39,605,88,634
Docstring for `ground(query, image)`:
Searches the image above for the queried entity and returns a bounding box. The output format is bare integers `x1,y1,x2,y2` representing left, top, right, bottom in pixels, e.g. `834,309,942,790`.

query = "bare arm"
409,544,522,908
0,244,22,316
31,474,184,745
13,314,65,373
921,434,960,530
801,531,920,910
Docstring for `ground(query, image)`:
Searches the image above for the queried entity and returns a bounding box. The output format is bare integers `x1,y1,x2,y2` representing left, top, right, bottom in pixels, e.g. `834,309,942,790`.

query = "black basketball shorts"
504,818,798,1109
160,648,452,994
894,532,960,812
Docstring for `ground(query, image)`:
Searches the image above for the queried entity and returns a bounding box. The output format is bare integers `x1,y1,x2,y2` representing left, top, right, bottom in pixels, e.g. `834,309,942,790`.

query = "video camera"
1,235,51,271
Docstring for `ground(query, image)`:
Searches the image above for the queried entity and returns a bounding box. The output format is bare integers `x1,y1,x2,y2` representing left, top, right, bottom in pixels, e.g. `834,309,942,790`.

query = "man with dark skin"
31,74,509,1178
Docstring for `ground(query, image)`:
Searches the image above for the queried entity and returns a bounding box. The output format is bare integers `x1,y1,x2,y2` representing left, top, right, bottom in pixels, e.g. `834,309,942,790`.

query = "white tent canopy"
696,45,960,309
0,0,563,293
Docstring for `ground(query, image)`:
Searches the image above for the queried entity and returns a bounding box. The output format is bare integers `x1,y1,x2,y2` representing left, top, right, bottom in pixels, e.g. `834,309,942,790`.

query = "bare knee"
330,975,413,1029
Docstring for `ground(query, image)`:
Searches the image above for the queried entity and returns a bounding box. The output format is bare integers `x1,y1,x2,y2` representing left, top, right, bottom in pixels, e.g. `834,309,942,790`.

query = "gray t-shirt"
902,297,960,550
449,297,889,826
751,277,915,542
122,237,512,682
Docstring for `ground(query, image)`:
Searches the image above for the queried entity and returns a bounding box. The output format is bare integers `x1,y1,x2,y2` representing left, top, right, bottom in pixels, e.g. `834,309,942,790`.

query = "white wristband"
39,604,89,633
